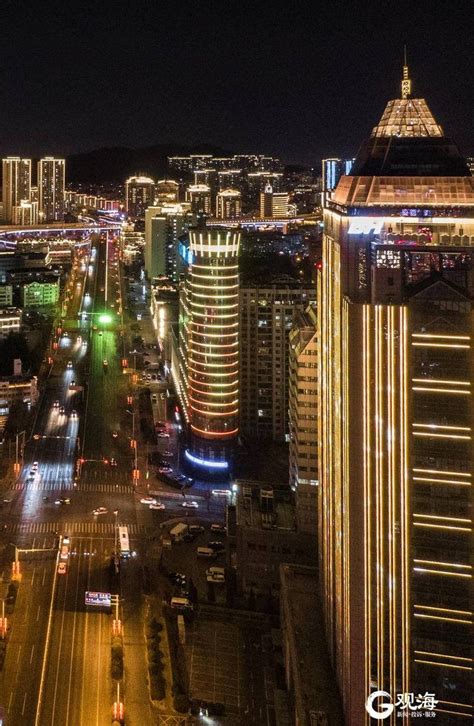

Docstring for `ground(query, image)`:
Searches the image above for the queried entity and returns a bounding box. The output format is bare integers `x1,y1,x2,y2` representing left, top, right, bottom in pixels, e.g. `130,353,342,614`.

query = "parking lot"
184,608,274,725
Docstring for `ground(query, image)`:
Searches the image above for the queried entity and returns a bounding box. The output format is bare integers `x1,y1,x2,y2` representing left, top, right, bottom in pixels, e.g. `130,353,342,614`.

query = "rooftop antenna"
401,45,412,99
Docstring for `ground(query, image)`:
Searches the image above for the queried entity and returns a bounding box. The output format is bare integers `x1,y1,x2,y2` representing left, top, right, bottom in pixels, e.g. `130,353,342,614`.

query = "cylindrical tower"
185,228,240,475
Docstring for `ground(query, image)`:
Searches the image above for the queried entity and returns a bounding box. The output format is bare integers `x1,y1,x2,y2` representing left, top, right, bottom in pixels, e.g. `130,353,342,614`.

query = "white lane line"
42,568,46,586
21,691,27,715
30,644,35,664
36,605,41,621
16,645,22,663
8,691,13,710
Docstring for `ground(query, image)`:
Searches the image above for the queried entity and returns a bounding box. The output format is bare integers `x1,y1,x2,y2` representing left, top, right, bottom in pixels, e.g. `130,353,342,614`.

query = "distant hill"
66,143,233,183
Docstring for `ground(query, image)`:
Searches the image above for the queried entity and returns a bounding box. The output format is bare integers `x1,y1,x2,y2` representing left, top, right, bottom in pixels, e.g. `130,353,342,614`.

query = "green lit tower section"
185,228,240,475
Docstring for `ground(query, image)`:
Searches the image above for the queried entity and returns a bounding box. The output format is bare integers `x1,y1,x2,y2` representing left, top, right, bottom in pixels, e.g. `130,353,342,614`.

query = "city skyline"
0,2,473,165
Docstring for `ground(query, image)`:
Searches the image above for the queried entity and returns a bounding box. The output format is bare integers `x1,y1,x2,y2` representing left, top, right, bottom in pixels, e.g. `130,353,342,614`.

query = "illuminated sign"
85,591,111,607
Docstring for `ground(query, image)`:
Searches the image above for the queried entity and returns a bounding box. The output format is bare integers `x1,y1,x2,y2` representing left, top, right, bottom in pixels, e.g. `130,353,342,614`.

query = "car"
182,500,199,509
112,430,118,438
208,540,226,551
163,450,173,458
156,421,166,428
140,497,157,505
149,502,166,510
82,340,87,347
62,535,70,544
69,380,76,388
189,525,205,534
151,394,158,403
99,331,103,336
53,400,60,409
57,562,67,575
157,432,170,438
110,458,117,467
158,466,172,474
32,461,38,470
71,410,78,419
212,489,231,498
207,573,225,583
67,361,73,369
103,359,108,367
55,498,71,505
210,523,227,534
93,507,108,515
59,405,65,414
168,572,186,585
183,532,196,543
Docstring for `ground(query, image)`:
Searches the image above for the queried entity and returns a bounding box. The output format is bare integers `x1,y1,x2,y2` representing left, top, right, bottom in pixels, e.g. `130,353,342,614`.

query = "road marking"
7,521,143,535
42,568,46,586
36,605,41,621
30,644,35,664
16,644,22,663
8,691,13,710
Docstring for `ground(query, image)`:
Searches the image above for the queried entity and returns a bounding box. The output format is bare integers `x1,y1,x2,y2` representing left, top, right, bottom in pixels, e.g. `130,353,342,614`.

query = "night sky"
0,0,472,165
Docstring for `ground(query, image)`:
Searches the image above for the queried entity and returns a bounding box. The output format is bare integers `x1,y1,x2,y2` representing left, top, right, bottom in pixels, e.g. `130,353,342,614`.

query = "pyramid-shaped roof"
371,98,443,138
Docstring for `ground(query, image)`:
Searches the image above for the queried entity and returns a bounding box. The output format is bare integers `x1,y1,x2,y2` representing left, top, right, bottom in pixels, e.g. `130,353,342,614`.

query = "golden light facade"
319,85,473,724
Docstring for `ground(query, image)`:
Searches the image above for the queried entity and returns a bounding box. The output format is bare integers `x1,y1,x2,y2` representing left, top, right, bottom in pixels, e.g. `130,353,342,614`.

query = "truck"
170,522,188,542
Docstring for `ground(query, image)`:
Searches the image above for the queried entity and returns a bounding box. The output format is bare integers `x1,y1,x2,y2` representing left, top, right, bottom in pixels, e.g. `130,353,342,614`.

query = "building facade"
321,157,354,207
125,176,155,219
38,157,65,222
0,307,22,336
2,158,31,223
144,204,193,281
240,278,315,441
215,188,242,219
318,66,473,724
0,285,13,307
259,184,289,218
288,303,318,537
21,280,60,307
185,184,212,215
174,228,241,475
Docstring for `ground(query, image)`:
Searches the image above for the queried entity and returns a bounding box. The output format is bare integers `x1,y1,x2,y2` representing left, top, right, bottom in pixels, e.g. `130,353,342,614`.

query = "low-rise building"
0,307,22,336
230,480,315,596
21,280,60,307
0,375,38,409
279,564,343,726
0,285,13,307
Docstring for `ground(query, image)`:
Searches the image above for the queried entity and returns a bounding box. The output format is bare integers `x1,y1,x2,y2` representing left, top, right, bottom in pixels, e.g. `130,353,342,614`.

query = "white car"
182,501,199,509
93,507,108,516
149,502,166,510
212,489,231,497
67,361,73,369
70,410,78,419
140,497,157,505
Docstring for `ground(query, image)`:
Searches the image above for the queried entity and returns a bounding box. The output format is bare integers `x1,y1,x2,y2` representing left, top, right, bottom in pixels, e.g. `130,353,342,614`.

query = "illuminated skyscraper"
319,64,473,723
125,175,155,219
177,228,240,475
321,157,354,206
185,184,212,216
38,157,65,222
2,157,31,223
215,188,242,219
144,203,193,281
259,183,289,218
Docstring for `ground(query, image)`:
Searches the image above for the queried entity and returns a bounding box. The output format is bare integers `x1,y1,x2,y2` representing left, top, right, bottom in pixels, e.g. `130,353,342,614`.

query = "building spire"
401,45,412,99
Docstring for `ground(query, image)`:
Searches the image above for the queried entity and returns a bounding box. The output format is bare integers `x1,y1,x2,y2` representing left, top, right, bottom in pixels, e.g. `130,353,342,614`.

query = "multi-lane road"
0,232,228,726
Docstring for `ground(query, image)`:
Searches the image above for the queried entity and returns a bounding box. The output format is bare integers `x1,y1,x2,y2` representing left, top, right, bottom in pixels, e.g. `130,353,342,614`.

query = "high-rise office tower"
144,203,193,281
38,157,65,222
215,188,242,219
240,278,315,441
319,64,473,724
321,157,354,207
259,183,289,218
2,157,31,223
125,175,155,219
178,228,240,475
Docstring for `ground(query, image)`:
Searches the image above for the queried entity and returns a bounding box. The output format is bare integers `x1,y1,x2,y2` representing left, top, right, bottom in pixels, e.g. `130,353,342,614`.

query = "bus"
118,526,130,558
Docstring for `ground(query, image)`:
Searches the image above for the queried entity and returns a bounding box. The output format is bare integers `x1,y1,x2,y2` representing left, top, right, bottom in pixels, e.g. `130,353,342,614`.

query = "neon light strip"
184,450,228,469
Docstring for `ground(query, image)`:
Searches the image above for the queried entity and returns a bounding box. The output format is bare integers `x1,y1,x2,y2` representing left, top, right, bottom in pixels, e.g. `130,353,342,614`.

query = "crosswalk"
6,521,146,535
10,481,134,494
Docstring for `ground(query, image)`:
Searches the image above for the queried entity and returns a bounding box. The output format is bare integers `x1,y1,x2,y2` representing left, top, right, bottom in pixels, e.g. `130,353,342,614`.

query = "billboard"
85,591,111,607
